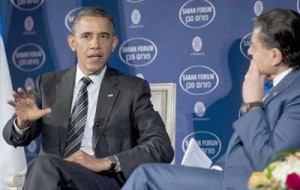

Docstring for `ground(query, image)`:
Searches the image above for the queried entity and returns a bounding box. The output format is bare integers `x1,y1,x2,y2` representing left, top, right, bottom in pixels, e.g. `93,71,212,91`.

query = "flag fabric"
0,7,27,190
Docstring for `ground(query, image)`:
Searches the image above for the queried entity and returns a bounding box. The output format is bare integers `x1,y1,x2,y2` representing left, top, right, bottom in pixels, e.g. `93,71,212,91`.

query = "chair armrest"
5,169,26,188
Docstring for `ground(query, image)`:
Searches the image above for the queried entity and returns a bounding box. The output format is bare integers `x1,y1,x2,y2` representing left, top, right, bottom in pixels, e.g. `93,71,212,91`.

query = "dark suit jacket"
223,69,300,189
3,66,174,179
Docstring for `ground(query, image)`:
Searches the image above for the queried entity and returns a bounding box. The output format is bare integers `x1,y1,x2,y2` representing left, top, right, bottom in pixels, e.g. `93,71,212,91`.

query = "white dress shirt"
273,68,292,87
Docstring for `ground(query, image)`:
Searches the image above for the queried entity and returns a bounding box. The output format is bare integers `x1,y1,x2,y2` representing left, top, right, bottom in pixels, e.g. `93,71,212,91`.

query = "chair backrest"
149,83,176,162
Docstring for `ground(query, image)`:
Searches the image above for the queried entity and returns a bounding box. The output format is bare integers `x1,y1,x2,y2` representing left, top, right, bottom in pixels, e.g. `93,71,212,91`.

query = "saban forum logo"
23,16,36,35
240,32,252,60
10,0,44,11
24,16,34,32
136,73,144,79
179,0,216,29
194,101,206,117
131,9,141,25
65,7,83,32
179,65,219,95
12,43,45,72
25,77,35,89
182,131,221,159
130,9,144,28
119,37,157,67
254,1,263,17
191,36,205,56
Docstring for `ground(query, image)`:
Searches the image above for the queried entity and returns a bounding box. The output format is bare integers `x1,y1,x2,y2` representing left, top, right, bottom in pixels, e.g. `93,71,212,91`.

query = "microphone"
94,122,100,127
94,118,104,127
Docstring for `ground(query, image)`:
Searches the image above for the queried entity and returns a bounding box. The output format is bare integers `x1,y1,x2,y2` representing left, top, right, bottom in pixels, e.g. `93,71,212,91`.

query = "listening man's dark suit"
3,66,174,186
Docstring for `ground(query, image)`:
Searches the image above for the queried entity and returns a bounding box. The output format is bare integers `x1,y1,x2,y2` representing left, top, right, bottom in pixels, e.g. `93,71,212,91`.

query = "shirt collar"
273,68,293,87
75,65,107,87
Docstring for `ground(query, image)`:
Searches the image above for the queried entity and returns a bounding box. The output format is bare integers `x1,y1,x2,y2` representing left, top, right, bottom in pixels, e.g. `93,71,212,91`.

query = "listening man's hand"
242,61,266,103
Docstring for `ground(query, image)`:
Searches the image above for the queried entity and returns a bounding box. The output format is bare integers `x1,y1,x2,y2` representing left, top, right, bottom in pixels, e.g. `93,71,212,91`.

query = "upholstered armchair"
149,83,176,154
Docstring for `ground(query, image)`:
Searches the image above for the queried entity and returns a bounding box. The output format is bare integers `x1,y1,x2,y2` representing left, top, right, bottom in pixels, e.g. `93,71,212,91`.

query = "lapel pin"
108,93,113,98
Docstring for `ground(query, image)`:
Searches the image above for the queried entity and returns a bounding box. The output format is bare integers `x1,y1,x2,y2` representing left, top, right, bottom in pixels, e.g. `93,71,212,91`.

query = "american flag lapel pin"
108,93,113,98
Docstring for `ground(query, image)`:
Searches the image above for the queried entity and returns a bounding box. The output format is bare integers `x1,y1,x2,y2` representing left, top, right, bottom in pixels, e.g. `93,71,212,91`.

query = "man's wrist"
107,155,121,172
14,119,30,135
16,118,31,129
240,101,264,115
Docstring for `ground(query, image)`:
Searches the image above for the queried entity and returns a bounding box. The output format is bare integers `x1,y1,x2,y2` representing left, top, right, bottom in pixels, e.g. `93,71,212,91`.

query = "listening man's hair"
72,7,116,35
255,8,300,69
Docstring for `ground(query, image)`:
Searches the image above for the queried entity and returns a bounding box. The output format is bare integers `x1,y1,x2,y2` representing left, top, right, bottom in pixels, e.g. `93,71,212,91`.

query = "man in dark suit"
122,8,300,190
2,7,173,190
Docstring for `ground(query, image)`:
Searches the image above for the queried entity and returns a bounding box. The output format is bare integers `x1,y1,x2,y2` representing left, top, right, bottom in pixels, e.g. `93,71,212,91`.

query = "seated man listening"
122,8,300,190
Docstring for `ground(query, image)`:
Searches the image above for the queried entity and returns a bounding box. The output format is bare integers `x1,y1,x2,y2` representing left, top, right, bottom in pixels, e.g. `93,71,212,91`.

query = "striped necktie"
63,77,92,157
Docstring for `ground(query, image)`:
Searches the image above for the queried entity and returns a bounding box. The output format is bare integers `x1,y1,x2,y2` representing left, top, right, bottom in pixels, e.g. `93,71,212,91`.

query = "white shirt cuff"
13,119,30,135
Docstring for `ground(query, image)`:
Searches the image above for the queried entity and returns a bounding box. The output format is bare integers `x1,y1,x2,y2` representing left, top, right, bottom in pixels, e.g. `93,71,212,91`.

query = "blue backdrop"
1,0,299,164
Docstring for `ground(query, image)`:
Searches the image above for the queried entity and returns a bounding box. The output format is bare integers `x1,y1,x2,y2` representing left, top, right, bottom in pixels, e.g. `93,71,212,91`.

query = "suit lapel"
264,70,300,105
92,67,120,149
55,67,76,155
